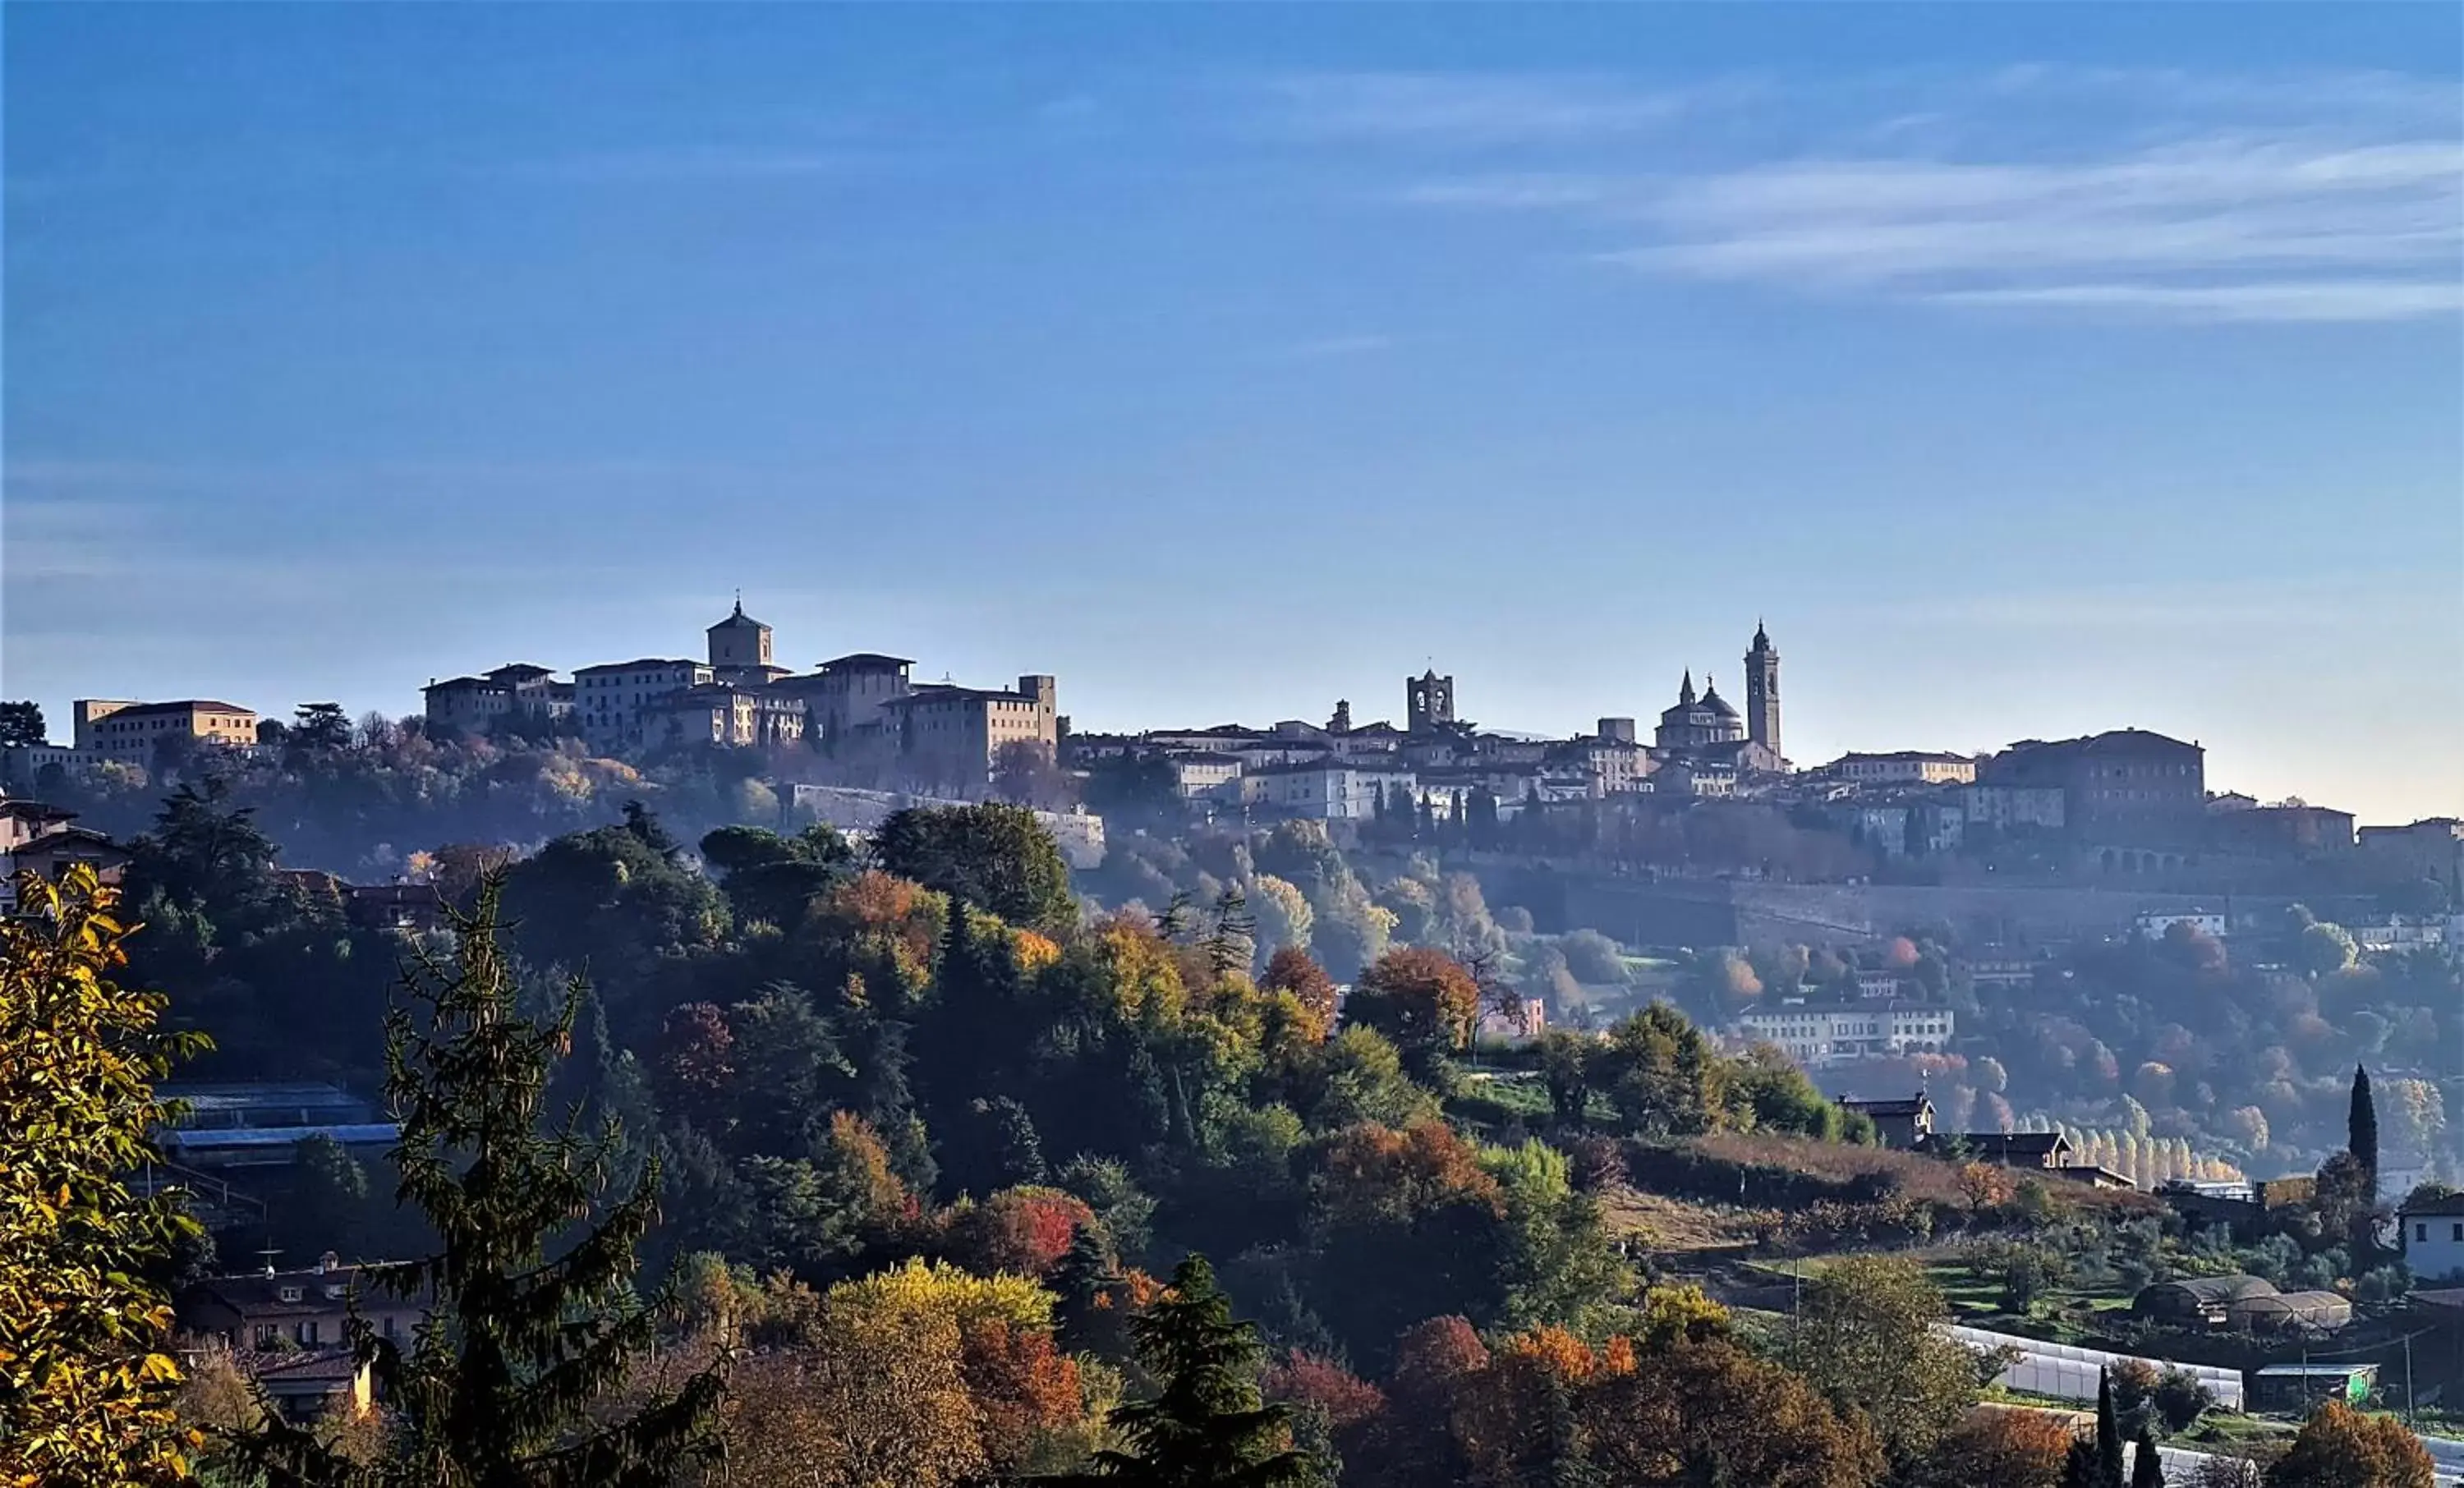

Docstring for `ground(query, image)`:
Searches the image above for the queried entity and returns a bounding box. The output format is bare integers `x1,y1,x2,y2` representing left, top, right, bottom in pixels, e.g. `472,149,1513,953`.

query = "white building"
2400,1192,2464,1283
0,742,103,791
2135,911,2227,941
573,659,714,755
1166,752,1245,801
1034,806,1107,870
1830,751,1977,786
1736,1002,1956,1068
1248,759,1416,821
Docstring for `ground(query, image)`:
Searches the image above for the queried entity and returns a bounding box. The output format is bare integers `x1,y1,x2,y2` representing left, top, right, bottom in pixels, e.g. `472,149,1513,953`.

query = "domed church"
1648,623,1789,775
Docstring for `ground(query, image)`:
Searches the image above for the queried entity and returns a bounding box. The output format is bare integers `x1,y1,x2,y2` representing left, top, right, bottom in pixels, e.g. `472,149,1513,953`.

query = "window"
2454,1222,2463,1242
297,1320,320,1346
278,1285,304,1302
255,1325,278,1348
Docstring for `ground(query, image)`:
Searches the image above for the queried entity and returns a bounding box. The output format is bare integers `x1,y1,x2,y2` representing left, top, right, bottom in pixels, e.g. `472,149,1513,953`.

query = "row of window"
2415,1221,2464,1243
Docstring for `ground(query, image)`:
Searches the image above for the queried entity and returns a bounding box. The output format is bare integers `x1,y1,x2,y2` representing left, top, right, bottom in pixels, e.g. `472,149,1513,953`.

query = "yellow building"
74,699,261,763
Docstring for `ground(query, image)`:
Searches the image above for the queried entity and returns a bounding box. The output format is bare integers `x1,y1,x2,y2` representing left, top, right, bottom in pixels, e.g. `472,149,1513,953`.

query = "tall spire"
1679,669,1696,705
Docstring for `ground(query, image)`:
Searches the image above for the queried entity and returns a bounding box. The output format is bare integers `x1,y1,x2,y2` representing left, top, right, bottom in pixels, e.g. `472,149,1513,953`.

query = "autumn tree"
1344,948,1479,1081
1091,1255,1318,1488
2265,1400,2434,1488
236,877,723,1487
1585,1338,1886,1488
1926,1409,2076,1488
1262,947,1340,1033
0,866,210,1486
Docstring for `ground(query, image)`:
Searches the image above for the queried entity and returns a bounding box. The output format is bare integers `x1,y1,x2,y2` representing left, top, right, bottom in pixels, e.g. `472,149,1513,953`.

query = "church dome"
1698,683,1740,719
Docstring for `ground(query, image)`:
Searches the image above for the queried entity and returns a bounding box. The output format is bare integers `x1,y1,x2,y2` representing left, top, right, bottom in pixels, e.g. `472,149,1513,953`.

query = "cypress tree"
2128,1425,2166,1488
2094,1367,2126,1488
1092,1254,1321,1488
2348,1063,2379,1200
239,876,723,1487
2059,1438,2101,1488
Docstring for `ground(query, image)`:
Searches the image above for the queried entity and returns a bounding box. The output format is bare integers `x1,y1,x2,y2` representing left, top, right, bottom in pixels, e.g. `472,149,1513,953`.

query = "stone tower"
1405,670,1455,734
707,595,774,673
1744,620,1781,759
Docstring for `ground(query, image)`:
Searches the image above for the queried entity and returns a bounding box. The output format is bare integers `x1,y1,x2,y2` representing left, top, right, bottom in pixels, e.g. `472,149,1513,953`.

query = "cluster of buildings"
422,600,1061,790
1075,622,1791,821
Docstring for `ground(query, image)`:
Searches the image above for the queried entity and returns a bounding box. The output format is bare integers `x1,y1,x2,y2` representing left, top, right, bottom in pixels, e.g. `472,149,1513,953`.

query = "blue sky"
7,5,2459,821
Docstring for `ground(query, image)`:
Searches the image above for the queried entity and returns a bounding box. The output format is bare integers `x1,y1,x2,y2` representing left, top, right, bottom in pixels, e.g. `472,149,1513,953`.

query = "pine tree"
2094,1367,2126,1488
1092,1255,1321,1488
2348,1063,2379,1202
2128,1425,2166,1488
237,876,723,1487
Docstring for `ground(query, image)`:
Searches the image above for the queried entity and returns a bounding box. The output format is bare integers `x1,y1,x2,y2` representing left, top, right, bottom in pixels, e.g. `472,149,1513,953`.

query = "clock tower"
1744,621,1781,762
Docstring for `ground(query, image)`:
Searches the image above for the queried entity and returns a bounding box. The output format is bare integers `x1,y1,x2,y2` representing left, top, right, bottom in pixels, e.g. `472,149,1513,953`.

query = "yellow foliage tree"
0,866,211,1487
825,1257,1057,1336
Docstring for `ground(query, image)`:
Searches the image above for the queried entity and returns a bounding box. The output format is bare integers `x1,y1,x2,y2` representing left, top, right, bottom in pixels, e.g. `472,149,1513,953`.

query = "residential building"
0,742,102,791
1831,751,1978,787
642,683,808,751
2209,802,2356,858
1036,806,1107,870
572,659,713,755
2400,1190,2464,1283
421,663,573,736
1735,1001,1954,1068
180,1254,425,1354
885,674,1060,787
1553,727,1647,797
1959,783,2067,832
2135,910,2227,941
1247,759,1416,821
2359,819,2464,901
1915,1130,2076,1170
75,699,261,764
2350,918,2444,953
0,805,130,913
1840,1093,1935,1149
1167,752,1245,801
1908,800,1966,855
1981,729,2206,849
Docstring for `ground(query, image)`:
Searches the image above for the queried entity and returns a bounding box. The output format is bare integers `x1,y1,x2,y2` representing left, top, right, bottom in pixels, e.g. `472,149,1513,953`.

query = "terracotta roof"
109,700,255,717
819,653,916,670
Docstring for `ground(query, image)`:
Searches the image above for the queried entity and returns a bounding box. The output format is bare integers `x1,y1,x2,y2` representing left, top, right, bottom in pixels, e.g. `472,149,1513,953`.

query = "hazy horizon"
8,5,2461,823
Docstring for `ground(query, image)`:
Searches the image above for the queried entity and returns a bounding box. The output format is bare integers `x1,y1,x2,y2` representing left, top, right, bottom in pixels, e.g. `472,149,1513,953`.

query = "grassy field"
1598,1189,1772,1252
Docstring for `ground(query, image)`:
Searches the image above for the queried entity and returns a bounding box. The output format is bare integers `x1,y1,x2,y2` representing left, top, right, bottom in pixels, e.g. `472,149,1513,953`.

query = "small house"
2399,1189,2464,1283
1841,1093,1934,1150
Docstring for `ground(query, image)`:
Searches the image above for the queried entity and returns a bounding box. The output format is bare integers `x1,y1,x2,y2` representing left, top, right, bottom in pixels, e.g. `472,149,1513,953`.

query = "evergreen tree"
2060,1438,2101,1488
2094,1367,2126,1488
237,876,722,1487
2349,1063,2379,1201
1091,1255,1320,1488
2128,1425,2165,1488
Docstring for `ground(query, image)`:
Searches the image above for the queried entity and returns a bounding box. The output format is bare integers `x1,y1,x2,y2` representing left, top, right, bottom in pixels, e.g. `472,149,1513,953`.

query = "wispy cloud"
1354,67,2464,323
1253,71,1709,145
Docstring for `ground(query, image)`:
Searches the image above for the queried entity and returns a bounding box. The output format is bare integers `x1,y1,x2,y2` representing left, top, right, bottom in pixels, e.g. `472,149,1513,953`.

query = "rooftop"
105,699,255,717
573,658,704,674
819,652,916,671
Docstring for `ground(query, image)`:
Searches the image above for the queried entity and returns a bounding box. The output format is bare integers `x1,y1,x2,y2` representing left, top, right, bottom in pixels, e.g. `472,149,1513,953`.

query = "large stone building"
783,653,917,744
1735,1001,1955,1068
883,674,1060,788
73,699,261,764
1981,728,2206,850
643,682,809,751
2358,818,2464,902
572,659,714,755
1831,751,1978,787
1640,625,1790,780
421,663,573,736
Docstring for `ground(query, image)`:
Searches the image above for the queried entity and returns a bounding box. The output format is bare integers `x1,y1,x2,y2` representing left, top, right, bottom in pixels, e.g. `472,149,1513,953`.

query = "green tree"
2094,1368,2127,1488
1343,948,1478,1083
2130,1425,2166,1488
2348,1064,2379,1202
696,824,853,930
292,702,354,751
0,866,211,1486
1791,1255,1984,1471
2296,922,2357,978
1090,1255,1319,1488
134,774,280,912
237,877,723,1486
287,1133,373,1262
875,802,1076,934
0,700,44,747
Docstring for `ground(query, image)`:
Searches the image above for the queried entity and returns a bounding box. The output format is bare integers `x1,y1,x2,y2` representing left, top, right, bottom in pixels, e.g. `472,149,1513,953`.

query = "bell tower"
1745,621,1781,760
